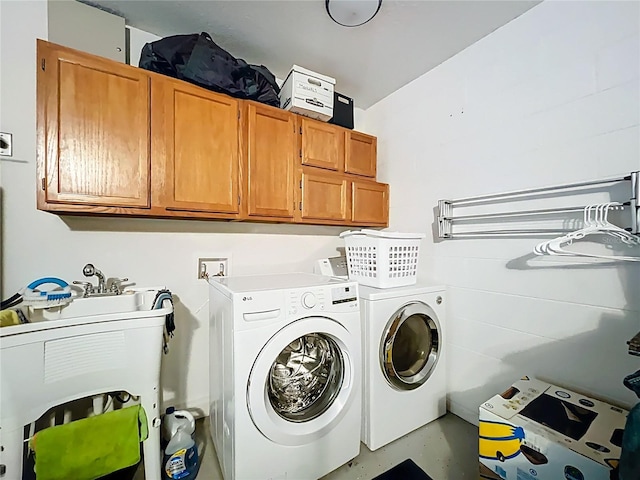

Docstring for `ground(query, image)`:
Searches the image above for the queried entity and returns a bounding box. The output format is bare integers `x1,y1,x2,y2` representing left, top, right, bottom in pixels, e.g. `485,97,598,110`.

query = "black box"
329,92,354,129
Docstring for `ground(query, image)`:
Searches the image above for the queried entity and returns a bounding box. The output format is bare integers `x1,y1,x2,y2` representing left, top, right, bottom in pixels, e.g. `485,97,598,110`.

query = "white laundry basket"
340,230,425,288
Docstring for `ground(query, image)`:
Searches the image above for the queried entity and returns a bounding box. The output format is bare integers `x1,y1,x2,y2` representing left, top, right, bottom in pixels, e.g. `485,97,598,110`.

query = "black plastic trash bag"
139,32,280,107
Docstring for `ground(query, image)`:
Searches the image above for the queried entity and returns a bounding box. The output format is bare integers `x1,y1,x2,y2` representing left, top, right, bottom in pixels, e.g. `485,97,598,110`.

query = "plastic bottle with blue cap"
162,408,199,480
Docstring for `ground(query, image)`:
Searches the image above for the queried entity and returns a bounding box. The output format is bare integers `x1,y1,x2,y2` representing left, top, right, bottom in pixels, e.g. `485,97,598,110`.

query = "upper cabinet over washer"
36,40,388,227
300,117,377,179
300,117,345,172
151,77,241,215
243,102,297,220
345,131,377,178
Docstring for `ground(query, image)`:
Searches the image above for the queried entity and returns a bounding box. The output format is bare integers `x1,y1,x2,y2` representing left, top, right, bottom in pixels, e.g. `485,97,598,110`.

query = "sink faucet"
83,263,106,293
73,264,129,297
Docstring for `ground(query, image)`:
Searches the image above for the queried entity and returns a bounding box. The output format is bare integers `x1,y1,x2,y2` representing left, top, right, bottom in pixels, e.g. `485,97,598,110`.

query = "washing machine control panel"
289,289,324,314
331,285,357,305
288,284,358,315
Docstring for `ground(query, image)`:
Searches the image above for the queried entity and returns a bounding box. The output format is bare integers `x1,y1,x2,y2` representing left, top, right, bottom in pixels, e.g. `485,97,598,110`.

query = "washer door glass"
380,302,440,390
268,333,344,422
247,317,357,446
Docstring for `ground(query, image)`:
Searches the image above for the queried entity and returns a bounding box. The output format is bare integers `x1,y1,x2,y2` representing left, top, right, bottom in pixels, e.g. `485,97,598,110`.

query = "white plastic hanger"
545,203,640,260
534,203,640,261
598,202,640,246
573,202,640,247
534,204,598,256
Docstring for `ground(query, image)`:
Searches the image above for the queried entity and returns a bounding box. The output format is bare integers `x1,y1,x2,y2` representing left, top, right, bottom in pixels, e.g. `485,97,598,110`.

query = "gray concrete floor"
139,413,478,480
322,414,478,480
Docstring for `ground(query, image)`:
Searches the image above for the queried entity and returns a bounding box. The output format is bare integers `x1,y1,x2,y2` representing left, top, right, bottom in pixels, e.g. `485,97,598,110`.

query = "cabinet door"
38,40,150,207
345,131,377,178
300,169,349,222
300,118,344,171
352,180,389,225
153,78,240,214
245,103,296,218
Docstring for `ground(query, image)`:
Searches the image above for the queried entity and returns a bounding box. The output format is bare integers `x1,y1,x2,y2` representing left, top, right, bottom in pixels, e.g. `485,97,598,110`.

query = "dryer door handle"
243,309,282,322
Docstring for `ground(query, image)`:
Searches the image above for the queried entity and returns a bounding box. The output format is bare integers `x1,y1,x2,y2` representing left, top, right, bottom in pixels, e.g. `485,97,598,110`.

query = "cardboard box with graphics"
479,377,627,480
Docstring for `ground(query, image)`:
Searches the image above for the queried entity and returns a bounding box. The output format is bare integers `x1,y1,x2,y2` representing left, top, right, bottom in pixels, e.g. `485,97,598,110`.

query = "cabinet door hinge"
237,195,241,205
299,126,302,134
299,201,302,210
41,178,46,190
41,59,45,71
237,110,240,120
299,180,302,188
299,150,302,158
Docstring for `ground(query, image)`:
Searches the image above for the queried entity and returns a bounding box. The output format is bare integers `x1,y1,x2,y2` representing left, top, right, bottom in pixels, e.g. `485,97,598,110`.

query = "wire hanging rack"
437,171,639,238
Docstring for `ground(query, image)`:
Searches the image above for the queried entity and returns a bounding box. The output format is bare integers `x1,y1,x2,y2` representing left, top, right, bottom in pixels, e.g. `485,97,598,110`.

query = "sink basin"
27,289,159,322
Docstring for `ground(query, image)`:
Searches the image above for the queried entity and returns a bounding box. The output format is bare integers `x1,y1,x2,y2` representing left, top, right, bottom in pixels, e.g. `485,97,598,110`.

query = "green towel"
0,309,20,327
31,405,148,480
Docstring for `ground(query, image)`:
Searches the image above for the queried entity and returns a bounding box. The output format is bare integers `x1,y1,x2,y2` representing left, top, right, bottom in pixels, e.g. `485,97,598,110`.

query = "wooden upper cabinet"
38,40,150,208
152,78,240,214
245,103,296,218
299,169,349,222
352,180,389,226
300,117,344,171
345,131,377,178
36,41,385,226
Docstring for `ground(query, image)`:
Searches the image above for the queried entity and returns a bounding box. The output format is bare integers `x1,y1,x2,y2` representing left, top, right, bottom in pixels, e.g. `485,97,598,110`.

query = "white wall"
127,25,159,67
6,0,636,425
365,0,640,424
0,2,348,414
48,0,125,62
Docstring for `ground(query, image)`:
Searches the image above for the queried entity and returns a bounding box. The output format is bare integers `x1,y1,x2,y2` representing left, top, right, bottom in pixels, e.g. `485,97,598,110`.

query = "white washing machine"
359,283,447,451
209,273,362,480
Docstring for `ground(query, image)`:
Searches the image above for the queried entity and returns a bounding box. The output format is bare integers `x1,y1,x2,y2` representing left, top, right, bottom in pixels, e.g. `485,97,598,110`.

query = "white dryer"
209,273,361,480
359,284,446,451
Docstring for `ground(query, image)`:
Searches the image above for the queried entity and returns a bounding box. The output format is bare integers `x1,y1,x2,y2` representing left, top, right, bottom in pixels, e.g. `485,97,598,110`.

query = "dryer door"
380,301,441,391
247,316,358,446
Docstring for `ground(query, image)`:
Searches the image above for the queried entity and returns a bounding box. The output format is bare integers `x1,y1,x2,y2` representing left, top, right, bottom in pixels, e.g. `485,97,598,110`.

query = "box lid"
289,64,336,85
209,272,351,294
480,376,628,467
481,377,550,419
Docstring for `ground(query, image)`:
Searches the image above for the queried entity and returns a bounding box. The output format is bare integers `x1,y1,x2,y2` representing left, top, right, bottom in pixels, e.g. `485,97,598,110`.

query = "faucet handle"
73,281,95,297
108,278,129,295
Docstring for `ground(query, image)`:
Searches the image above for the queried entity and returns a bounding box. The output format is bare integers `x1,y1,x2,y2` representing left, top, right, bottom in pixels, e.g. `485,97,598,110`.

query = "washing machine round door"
380,301,441,390
247,317,358,446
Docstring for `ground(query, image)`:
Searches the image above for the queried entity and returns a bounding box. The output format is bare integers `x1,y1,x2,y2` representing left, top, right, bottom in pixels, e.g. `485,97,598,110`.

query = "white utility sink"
26,289,161,322
0,287,171,480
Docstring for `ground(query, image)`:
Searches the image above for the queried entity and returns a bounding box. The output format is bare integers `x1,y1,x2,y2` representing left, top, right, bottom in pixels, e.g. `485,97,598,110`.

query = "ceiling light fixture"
326,0,382,27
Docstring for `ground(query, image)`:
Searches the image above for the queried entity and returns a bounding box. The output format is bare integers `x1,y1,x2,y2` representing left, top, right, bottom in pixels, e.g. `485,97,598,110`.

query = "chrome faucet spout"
95,270,106,293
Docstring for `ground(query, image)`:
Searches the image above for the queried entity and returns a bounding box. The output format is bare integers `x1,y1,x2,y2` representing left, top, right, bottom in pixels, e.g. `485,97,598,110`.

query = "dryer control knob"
301,292,317,309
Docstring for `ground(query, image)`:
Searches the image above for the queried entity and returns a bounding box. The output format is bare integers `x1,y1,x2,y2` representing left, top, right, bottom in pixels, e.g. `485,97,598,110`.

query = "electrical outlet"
198,256,231,280
0,132,13,156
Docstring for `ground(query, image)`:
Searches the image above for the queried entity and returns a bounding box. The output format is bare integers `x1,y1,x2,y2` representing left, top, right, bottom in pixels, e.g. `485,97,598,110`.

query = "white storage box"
340,230,425,288
279,65,335,121
479,376,627,480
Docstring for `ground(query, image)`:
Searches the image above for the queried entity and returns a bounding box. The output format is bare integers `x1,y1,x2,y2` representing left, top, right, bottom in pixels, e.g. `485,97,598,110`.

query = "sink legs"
141,385,162,480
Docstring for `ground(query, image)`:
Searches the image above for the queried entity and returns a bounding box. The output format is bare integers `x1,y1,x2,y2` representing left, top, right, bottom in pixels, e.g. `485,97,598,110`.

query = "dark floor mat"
373,459,434,480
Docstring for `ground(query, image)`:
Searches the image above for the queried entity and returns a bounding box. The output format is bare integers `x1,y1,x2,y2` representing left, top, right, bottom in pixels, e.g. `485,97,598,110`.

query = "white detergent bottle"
162,424,199,480
162,408,196,443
